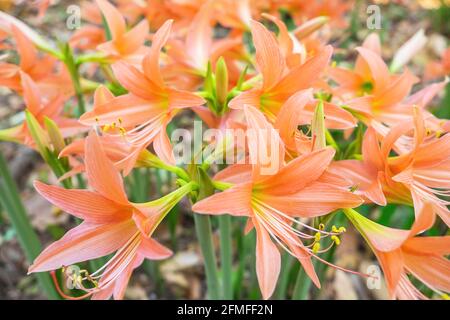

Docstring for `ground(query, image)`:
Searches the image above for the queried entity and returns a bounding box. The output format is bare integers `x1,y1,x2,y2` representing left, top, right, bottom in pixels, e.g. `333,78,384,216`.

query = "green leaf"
0,153,60,299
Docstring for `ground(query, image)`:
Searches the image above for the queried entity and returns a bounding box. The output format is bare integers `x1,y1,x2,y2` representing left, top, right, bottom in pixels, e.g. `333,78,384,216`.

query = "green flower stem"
275,252,295,299
0,153,59,299
194,214,221,299
61,44,85,117
325,129,340,152
219,214,233,299
292,264,312,300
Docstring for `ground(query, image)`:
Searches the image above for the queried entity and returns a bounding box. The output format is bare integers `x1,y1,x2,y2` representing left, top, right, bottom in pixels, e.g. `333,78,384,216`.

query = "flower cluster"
0,0,448,300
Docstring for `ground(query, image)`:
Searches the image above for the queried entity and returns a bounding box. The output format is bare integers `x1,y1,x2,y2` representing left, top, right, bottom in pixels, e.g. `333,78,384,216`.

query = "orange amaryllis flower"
345,207,450,299
95,0,149,66
29,132,196,300
328,33,382,97
214,0,252,31
0,72,84,145
329,33,421,127
0,25,63,96
80,20,205,172
193,142,362,299
69,1,106,51
274,90,357,158
260,13,329,69
228,20,351,128
289,0,351,29
384,107,450,227
328,127,388,206
163,2,243,90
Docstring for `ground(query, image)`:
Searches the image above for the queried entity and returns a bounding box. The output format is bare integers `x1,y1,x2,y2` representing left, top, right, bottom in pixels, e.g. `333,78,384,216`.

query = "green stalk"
247,231,260,299
292,264,312,300
135,168,163,294
194,214,221,299
219,214,233,299
61,44,85,116
232,218,245,299
325,129,340,152
0,153,59,299
275,252,295,299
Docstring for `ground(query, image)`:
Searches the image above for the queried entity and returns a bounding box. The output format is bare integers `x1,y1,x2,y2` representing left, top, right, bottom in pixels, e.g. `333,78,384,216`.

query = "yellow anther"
312,242,321,253
95,117,99,123
331,235,341,246
349,185,359,192
331,60,337,68
118,117,123,124
425,128,432,135
318,223,325,231
332,225,339,233
103,124,110,132
111,122,116,129
338,226,346,233
435,130,443,138
119,127,126,136
314,232,321,242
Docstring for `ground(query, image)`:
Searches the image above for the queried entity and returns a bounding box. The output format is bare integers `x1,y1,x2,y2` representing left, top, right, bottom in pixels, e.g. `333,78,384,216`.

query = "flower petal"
138,237,173,260
112,62,162,100
254,218,281,300
119,20,149,55
355,47,390,92
143,19,173,88
95,0,126,40
403,251,450,293
228,89,262,110
250,20,286,91
257,147,335,195
34,181,131,223
264,182,363,217
29,220,136,273
271,45,332,99
85,131,129,204
192,183,253,217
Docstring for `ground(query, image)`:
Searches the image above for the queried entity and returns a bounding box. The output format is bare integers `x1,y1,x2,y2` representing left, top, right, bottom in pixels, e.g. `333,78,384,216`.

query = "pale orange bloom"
229,20,355,132
193,107,362,299
260,13,320,69
328,127,389,206
95,0,150,66
80,21,205,172
329,33,426,129
346,207,450,299
384,107,450,227
287,0,352,29
274,90,357,158
59,89,169,179
0,25,72,98
116,0,206,32
0,72,84,146
194,145,362,299
30,132,195,300
214,0,252,31
264,13,331,69
69,2,106,51
333,106,450,228
163,1,243,90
